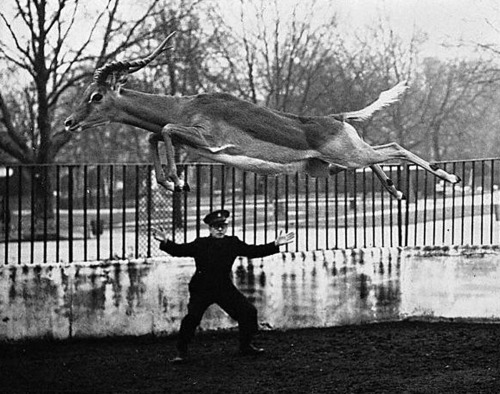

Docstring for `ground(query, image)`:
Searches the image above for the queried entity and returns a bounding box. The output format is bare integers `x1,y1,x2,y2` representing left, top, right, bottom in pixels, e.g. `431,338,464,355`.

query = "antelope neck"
116,89,185,133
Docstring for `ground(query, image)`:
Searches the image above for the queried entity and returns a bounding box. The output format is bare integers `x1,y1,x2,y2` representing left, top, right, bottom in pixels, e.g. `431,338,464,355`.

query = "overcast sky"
334,0,499,55
217,0,500,59
1,0,499,60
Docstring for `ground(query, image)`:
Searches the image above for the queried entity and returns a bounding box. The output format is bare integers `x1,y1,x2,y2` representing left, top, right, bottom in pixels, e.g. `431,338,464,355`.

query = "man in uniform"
153,209,294,363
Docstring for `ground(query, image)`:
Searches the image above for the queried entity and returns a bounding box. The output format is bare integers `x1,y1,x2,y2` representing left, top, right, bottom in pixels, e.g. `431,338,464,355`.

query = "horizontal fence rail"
1,159,500,264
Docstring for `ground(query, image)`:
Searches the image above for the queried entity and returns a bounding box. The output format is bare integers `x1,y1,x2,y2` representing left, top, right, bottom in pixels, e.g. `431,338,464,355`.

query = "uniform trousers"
177,281,258,351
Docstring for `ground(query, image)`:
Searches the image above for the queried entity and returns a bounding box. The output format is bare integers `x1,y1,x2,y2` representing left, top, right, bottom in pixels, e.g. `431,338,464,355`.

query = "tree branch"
0,92,31,157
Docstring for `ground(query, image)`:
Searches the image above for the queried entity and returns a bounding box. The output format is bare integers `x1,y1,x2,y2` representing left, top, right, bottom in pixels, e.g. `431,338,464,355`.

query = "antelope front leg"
161,125,190,192
372,143,461,184
148,134,176,191
370,165,405,200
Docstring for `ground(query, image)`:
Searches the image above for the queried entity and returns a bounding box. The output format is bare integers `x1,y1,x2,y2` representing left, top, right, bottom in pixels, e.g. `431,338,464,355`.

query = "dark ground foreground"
1,321,499,394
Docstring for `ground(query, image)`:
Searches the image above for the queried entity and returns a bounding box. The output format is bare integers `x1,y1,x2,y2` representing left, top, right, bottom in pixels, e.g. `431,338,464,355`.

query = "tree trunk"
431,127,441,162
30,166,56,236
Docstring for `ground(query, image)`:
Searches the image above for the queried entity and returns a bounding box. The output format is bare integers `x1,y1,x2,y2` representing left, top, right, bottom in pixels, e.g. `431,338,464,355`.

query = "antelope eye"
90,92,104,102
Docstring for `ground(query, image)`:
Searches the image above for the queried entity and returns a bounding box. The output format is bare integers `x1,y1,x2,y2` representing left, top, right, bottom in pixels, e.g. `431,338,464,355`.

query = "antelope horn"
93,31,176,84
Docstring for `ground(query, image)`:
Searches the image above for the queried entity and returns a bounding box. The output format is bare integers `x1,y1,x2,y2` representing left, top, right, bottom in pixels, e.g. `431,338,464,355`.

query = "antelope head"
64,32,175,133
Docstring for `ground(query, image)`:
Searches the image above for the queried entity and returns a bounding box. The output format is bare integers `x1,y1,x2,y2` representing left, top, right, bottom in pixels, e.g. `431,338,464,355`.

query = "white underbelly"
197,151,308,175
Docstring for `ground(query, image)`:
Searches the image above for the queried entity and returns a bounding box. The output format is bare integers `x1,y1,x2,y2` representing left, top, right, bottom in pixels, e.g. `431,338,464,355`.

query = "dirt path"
1,321,499,393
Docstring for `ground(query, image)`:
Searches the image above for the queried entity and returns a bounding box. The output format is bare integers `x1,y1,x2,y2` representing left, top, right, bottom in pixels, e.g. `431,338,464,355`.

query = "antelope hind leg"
370,164,405,200
305,159,405,200
372,143,461,184
305,158,348,177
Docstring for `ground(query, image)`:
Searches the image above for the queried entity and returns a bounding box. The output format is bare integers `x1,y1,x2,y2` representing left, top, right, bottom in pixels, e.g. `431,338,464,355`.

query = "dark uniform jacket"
160,236,278,289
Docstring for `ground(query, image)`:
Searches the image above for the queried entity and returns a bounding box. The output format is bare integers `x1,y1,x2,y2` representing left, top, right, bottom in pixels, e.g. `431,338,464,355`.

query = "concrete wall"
1,245,499,341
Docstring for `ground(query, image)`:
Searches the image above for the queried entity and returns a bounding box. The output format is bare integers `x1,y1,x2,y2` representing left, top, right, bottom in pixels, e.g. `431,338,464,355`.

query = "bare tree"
415,58,499,161
328,20,500,163
206,0,341,115
0,0,161,229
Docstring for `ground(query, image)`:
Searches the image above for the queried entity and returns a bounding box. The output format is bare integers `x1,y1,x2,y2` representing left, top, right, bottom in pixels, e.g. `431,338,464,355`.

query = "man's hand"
275,230,295,246
152,226,169,243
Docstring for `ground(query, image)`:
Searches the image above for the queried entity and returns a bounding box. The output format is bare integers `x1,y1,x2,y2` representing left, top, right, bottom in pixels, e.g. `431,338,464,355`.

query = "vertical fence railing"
1,159,500,264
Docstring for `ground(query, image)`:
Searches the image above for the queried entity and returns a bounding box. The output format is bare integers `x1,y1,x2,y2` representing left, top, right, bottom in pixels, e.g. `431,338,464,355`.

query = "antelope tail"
331,81,408,122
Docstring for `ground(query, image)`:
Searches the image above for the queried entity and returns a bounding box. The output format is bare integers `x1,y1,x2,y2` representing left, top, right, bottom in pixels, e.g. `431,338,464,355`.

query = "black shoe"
239,344,265,356
170,350,188,364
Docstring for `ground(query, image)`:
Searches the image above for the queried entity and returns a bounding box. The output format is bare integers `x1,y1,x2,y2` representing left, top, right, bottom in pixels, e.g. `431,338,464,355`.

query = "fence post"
68,166,74,263
146,165,153,258
397,165,403,246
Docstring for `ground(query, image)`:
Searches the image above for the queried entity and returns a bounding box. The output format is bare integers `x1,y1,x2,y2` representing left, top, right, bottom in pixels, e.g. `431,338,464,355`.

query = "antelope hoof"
173,183,190,192
440,171,461,184
158,180,175,192
395,190,405,200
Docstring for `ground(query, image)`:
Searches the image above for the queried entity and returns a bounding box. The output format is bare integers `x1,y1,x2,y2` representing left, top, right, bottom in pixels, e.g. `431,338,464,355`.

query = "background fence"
1,159,500,264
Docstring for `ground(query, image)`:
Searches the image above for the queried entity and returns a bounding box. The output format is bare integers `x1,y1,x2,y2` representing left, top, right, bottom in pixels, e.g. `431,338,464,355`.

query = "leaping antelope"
64,33,460,197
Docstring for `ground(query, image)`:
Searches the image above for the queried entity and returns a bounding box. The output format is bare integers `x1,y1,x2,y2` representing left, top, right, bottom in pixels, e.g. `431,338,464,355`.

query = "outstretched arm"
235,229,295,259
153,226,196,257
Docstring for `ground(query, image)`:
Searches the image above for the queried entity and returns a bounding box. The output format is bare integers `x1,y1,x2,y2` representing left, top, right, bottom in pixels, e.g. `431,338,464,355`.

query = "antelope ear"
117,74,128,86
110,72,128,91
116,78,128,93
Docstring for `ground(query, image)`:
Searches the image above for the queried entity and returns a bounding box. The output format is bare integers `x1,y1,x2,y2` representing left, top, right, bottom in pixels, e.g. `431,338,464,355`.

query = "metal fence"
1,159,499,264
